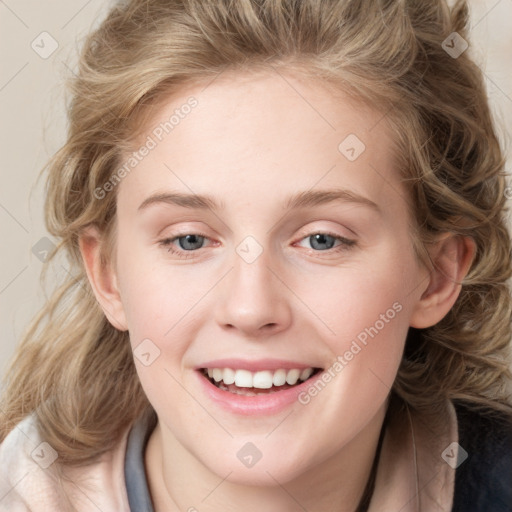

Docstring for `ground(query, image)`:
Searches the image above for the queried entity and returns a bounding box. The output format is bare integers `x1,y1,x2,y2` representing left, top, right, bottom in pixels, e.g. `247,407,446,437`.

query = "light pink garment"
0,415,130,512
0,401,458,511
370,401,458,511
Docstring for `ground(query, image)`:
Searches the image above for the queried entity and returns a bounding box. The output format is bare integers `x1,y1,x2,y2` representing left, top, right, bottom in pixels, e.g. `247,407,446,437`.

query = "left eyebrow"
137,188,380,213
285,188,380,213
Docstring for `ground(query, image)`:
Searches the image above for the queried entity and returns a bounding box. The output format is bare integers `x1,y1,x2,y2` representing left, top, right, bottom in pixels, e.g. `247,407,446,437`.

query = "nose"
214,247,292,338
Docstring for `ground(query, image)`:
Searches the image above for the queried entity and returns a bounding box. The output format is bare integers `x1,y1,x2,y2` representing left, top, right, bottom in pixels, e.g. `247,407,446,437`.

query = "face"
109,70,429,484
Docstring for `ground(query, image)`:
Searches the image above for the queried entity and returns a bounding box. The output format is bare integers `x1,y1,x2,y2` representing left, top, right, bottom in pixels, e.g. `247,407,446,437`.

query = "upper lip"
196,358,321,372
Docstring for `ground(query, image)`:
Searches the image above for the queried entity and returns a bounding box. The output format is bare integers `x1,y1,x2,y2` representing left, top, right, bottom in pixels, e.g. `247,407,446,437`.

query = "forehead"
117,68,406,216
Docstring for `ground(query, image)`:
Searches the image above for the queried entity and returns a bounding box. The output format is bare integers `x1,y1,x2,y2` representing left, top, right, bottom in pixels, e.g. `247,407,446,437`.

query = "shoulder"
0,414,132,512
452,401,512,512
0,413,62,511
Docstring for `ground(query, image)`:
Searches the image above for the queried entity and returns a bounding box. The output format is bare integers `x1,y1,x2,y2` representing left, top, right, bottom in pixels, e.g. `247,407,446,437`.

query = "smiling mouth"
200,367,322,396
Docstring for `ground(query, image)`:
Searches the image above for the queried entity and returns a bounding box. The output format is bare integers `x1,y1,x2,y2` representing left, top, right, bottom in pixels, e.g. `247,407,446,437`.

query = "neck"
145,403,388,512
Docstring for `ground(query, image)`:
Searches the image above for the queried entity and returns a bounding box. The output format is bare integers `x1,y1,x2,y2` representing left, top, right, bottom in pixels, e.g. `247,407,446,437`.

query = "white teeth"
252,371,273,389
300,368,313,381
204,367,316,389
272,369,287,386
286,369,301,385
234,369,253,388
222,368,236,385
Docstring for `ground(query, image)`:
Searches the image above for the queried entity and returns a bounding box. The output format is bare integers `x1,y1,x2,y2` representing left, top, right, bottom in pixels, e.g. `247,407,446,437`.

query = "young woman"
1,1,511,511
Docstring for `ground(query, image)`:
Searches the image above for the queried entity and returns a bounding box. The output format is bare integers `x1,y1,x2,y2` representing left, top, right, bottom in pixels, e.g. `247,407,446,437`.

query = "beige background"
1,0,511,383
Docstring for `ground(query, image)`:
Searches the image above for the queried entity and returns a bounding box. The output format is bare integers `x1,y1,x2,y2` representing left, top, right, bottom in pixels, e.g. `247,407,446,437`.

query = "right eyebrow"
138,192,223,212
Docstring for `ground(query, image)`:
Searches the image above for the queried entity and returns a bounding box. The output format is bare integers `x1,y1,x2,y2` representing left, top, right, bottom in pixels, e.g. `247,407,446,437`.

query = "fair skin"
80,69,474,511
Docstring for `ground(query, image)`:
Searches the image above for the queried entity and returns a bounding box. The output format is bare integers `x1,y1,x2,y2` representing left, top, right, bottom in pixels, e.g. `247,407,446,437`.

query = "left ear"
410,234,476,329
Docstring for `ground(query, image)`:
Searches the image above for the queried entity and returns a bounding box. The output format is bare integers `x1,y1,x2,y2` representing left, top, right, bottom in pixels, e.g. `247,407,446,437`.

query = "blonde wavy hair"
2,0,511,466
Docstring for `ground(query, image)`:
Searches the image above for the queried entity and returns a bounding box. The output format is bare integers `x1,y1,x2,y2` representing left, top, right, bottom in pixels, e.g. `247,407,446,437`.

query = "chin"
195,437,319,487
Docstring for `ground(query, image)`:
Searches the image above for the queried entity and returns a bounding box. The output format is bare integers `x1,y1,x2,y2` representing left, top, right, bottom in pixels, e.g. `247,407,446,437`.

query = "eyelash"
158,230,356,259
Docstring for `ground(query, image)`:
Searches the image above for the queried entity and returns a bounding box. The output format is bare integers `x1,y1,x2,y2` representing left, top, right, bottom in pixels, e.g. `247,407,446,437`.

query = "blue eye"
306,233,337,250
159,233,209,258
173,234,205,251
296,232,356,252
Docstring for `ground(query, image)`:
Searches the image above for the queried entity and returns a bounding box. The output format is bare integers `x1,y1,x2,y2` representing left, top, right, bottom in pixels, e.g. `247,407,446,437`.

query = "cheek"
115,243,210,345
298,277,411,444
300,252,416,347
297,246,418,400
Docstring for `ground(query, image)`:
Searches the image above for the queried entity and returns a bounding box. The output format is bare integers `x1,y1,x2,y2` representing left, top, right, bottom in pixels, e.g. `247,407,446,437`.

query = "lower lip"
195,370,322,416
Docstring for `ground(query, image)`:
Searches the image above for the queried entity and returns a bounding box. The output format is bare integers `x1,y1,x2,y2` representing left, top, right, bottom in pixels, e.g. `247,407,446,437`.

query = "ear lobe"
410,234,475,329
79,225,128,331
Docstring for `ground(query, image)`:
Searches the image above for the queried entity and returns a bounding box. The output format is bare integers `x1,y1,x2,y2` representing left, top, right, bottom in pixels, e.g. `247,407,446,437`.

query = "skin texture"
80,69,474,512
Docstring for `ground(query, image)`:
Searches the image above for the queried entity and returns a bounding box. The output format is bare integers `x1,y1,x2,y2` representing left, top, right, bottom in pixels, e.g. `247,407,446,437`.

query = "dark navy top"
451,402,512,512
